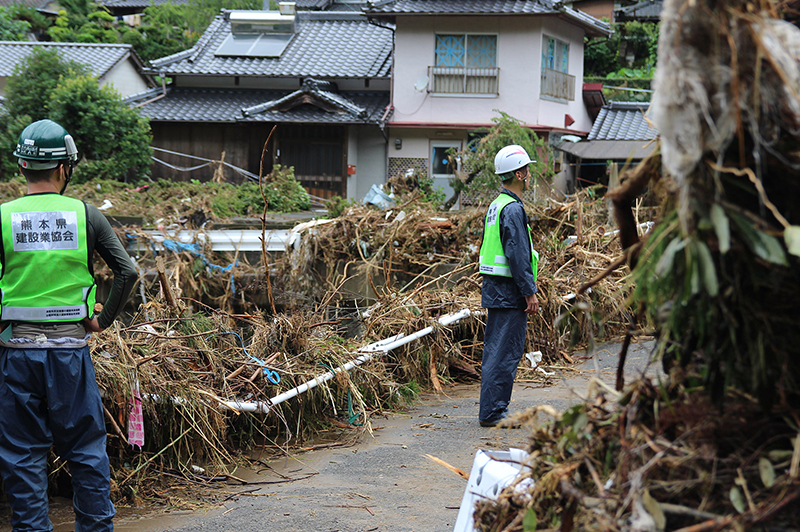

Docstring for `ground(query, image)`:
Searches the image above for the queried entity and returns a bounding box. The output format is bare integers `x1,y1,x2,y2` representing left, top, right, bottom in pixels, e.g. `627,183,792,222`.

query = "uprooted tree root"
475,373,800,531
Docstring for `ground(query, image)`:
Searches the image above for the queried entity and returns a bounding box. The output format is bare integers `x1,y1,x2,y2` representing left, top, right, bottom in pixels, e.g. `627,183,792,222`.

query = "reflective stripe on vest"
0,194,96,322
479,193,538,280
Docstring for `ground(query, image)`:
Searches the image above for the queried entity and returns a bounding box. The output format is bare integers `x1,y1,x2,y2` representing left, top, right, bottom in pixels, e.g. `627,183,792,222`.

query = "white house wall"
350,125,388,201
392,15,593,134
387,128,466,203
100,59,150,97
537,17,592,133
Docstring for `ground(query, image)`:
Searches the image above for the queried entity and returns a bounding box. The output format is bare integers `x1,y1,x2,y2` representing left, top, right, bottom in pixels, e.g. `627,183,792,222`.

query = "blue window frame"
542,36,569,73
436,34,497,68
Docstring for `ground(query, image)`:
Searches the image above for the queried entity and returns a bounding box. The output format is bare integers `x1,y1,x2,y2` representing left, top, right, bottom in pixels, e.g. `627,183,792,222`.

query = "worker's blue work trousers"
479,308,528,425
0,346,115,532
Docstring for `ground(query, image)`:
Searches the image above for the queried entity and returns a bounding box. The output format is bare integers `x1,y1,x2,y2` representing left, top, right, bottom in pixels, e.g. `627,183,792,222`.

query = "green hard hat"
14,119,78,170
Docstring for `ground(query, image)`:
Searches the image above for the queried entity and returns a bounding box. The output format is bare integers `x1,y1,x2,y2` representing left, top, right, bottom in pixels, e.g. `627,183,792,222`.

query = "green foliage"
48,6,142,44
11,5,50,35
48,76,152,182
632,203,798,408
133,2,196,62
0,6,31,40
134,0,260,62
585,77,652,103
388,167,447,207
584,20,660,78
584,38,617,78
415,170,447,206
209,166,309,216
325,195,359,218
398,380,420,403
56,178,306,223
451,110,553,205
4,47,91,122
39,0,259,62
257,164,311,213
606,65,656,80
0,114,32,181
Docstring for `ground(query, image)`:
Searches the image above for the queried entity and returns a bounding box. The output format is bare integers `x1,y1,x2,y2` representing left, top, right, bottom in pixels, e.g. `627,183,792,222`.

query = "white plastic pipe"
219,308,478,414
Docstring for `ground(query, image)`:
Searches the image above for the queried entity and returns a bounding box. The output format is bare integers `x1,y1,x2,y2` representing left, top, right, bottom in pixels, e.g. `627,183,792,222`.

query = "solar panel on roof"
215,32,294,57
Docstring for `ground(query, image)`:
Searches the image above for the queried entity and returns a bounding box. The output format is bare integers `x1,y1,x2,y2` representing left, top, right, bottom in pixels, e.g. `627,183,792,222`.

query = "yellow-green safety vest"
0,194,96,322
479,194,539,280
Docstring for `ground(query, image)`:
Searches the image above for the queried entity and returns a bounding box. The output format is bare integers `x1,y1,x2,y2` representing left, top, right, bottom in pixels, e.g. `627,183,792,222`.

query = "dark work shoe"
480,416,521,429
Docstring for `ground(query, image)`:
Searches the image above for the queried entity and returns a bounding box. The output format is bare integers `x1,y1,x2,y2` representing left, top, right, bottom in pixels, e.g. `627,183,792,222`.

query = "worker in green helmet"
0,119,138,532
477,144,540,428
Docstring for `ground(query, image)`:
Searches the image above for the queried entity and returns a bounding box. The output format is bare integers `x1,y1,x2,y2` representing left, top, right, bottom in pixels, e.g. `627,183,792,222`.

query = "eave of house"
130,86,390,125
365,0,612,38
0,41,153,85
557,101,656,160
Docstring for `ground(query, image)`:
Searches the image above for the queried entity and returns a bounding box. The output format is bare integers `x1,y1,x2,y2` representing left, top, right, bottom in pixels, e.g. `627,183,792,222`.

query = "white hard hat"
494,144,533,175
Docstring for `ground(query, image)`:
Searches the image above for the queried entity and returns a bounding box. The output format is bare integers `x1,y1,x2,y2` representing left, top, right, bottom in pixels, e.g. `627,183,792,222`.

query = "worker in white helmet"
477,144,540,427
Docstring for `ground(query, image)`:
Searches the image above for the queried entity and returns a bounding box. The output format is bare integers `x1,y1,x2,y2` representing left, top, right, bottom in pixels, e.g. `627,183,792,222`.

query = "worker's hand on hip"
525,294,539,315
83,317,103,333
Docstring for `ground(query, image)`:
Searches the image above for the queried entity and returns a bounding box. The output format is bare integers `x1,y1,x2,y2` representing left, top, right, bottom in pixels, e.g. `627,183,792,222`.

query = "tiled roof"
365,0,611,36
616,0,663,20
557,139,655,160
241,79,370,119
0,0,49,9
133,86,389,124
366,0,556,14
588,101,654,141
147,11,393,78
0,41,139,79
99,0,187,8
294,0,334,9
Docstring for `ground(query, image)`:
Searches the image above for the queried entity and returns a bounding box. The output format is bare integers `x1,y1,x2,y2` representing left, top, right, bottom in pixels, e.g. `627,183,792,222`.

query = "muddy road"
1,340,660,532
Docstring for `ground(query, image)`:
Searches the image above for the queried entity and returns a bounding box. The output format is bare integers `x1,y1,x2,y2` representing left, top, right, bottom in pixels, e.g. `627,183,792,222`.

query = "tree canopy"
444,111,554,208
0,6,31,40
0,48,152,182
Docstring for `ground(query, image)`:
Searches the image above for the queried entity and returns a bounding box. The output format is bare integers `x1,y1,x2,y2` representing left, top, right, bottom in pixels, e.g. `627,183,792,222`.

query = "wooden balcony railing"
540,67,576,101
428,66,499,95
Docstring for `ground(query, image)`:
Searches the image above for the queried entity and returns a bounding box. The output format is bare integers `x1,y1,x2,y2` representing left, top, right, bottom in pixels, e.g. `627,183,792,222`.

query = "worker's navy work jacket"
480,189,538,309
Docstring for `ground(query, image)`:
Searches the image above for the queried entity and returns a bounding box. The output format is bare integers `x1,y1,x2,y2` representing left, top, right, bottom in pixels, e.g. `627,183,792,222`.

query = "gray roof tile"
0,0,50,9
0,41,137,79
588,101,655,141
294,0,334,9
365,0,611,36
135,87,389,124
366,0,556,14
100,0,186,8
617,0,663,20
147,11,393,78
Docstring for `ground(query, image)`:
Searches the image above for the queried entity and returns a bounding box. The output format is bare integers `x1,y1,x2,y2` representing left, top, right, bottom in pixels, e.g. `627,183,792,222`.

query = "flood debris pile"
88,290,487,501
70,182,641,502
280,188,635,366
474,377,800,531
